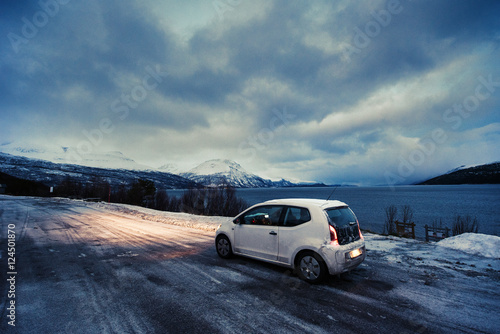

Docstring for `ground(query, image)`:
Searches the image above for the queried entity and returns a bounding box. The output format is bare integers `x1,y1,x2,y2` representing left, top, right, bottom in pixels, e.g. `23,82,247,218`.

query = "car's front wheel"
296,252,327,283
216,235,233,259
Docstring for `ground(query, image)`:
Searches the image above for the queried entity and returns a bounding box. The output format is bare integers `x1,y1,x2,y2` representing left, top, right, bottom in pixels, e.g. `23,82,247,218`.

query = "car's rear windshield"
325,206,361,245
325,206,358,227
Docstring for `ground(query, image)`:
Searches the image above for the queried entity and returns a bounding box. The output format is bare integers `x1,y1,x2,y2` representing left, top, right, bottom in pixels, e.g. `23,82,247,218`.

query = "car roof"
260,198,347,209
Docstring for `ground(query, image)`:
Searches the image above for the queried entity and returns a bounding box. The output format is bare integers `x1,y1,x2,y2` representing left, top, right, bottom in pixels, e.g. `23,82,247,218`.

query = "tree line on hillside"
54,176,248,217
0,171,50,196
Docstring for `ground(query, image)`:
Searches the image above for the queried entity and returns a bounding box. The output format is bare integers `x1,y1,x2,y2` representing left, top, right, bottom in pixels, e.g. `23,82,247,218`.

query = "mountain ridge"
0,142,153,170
0,143,322,188
417,162,500,185
0,152,197,190
0,152,304,190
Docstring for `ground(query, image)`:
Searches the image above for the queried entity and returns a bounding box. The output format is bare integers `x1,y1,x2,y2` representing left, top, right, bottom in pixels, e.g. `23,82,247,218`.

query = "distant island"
417,162,500,185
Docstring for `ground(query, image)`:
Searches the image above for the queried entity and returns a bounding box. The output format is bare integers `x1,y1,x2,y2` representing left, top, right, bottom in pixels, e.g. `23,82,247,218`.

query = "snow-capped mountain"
444,164,475,175
0,152,197,189
181,159,294,188
0,142,152,170
184,159,248,176
0,143,301,189
157,163,181,174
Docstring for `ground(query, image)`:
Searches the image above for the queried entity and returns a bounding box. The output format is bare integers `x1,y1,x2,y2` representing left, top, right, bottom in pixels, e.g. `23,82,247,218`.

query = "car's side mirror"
233,217,241,224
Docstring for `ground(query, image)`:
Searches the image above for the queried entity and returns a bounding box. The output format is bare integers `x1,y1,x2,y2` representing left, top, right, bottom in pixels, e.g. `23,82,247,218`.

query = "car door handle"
269,231,277,235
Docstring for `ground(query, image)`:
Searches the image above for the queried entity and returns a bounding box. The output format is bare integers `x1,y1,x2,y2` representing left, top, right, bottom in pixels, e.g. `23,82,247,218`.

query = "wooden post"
425,225,451,242
395,221,416,239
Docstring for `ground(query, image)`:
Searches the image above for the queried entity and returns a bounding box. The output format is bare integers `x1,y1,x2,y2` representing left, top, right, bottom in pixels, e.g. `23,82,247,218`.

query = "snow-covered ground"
93,200,232,231
438,233,500,258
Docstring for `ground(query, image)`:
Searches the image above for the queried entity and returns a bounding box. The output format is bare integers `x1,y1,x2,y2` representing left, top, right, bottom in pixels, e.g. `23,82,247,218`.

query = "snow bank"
437,233,500,258
92,201,231,231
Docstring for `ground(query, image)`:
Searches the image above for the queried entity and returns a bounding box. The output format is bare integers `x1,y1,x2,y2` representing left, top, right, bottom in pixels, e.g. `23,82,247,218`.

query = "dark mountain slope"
0,153,197,190
418,162,500,185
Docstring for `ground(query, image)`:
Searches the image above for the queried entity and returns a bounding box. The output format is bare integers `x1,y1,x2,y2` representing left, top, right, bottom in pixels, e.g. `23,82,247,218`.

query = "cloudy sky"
1,0,499,185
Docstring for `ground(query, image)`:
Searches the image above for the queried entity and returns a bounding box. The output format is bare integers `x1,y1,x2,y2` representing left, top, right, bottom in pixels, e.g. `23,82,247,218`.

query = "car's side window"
282,206,311,226
240,206,283,226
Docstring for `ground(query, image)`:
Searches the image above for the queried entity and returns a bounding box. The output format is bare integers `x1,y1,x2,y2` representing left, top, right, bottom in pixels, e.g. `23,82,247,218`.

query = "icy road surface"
0,196,499,333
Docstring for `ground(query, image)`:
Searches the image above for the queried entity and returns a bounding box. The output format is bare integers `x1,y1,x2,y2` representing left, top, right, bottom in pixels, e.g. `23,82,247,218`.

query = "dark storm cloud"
2,1,183,127
98,2,174,69
159,69,241,104
0,0,499,184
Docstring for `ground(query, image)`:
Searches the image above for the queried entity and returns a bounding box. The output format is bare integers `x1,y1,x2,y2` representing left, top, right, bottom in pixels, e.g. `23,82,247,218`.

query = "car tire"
216,235,233,259
296,252,327,284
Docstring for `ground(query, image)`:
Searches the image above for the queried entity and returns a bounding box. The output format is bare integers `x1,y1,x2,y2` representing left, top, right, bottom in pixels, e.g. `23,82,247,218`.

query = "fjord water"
236,185,500,239
167,184,499,239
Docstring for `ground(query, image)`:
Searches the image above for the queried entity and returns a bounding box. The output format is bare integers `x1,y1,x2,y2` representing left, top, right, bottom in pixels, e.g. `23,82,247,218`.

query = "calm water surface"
168,185,500,239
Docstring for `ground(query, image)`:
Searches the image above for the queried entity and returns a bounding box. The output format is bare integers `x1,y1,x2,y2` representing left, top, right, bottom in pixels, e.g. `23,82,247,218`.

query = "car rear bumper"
320,239,366,275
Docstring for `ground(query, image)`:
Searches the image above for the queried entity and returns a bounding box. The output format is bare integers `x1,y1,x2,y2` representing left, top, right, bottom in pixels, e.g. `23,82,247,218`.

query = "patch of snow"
117,251,139,257
157,163,181,174
437,233,500,258
444,165,468,174
444,162,499,174
186,159,247,175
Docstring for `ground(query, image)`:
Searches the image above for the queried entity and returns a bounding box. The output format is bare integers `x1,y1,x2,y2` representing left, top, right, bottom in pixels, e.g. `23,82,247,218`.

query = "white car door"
233,206,283,261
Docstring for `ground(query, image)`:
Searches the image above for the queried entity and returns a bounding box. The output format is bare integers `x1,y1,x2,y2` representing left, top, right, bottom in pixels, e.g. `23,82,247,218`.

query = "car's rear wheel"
216,235,233,259
296,252,327,283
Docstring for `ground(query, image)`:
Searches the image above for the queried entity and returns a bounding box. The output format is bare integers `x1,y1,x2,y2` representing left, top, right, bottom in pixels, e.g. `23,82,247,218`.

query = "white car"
215,198,366,283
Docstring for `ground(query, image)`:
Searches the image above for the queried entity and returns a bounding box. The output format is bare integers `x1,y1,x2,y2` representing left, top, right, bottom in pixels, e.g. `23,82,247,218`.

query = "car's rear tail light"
329,225,339,246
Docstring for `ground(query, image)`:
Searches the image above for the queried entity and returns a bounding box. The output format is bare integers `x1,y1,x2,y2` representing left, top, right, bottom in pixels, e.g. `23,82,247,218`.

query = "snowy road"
0,196,499,333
